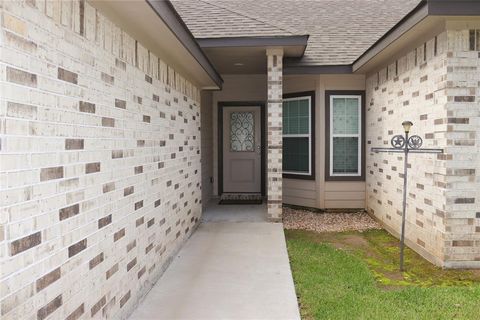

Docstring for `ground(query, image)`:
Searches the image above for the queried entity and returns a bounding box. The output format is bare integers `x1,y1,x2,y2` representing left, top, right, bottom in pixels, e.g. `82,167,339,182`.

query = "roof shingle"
172,0,422,65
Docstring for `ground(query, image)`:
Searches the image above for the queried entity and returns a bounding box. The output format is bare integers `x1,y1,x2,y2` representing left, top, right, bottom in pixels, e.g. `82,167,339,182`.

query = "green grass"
285,229,480,320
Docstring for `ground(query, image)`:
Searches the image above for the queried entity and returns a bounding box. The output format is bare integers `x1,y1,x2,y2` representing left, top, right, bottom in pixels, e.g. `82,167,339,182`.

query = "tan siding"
325,200,365,208
283,179,316,206
324,182,366,192
325,191,365,200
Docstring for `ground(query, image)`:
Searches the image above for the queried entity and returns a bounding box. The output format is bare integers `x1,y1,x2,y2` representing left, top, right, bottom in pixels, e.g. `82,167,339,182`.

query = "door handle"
256,145,261,154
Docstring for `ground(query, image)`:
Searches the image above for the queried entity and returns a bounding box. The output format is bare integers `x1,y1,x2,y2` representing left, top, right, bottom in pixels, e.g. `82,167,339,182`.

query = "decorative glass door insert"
230,112,255,152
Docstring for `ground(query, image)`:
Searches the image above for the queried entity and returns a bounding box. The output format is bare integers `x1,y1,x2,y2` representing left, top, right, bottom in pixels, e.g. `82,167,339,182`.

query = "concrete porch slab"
202,199,268,223
129,205,300,320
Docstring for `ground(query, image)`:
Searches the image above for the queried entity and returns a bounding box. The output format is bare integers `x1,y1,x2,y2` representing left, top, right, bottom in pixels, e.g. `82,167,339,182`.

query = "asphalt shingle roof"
172,0,422,66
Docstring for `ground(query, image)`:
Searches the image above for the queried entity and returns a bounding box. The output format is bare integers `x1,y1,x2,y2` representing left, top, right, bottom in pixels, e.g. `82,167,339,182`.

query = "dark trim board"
198,35,309,49
282,91,316,180
146,0,223,88
284,64,352,75
428,0,480,16
217,102,266,196
325,90,366,182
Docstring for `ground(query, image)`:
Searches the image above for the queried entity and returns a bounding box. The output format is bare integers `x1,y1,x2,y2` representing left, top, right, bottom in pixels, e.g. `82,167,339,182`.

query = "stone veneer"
366,28,480,268
266,49,283,221
1,1,203,319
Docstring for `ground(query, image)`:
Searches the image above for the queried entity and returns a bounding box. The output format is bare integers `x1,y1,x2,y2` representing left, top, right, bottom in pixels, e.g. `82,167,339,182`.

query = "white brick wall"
266,50,283,221
0,1,202,319
366,28,480,268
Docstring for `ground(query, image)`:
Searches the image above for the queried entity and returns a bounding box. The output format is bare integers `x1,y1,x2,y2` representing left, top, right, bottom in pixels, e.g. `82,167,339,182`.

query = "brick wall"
366,28,480,268
442,27,480,268
266,49,283,221
0,1,202,319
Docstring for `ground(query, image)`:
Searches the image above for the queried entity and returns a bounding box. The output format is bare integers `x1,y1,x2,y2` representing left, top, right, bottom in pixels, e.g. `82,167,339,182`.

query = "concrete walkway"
129,201,300,320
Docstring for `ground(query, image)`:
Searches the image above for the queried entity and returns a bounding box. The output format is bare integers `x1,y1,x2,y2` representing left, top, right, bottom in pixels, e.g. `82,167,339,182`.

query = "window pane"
283,101,290,134
230,112,254,152
332,97,359,135
298,99,309,134
332,137,358,174
283,98,309,135
290,99,299,133
298,99,309,116
332,97,345,134
283,137,309,173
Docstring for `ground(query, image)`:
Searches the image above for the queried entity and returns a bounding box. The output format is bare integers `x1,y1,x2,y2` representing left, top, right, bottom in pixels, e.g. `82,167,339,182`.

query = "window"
282,91,315,179
326,91,365,181
469,29,480,51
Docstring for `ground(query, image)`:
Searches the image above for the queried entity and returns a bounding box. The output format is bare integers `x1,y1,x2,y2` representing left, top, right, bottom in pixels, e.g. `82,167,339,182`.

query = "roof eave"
197,35,309,48
283,64,352,75
146,0,223,89
428,0,480,16
197,35,309,58
352,0,480,73
352,0,429,72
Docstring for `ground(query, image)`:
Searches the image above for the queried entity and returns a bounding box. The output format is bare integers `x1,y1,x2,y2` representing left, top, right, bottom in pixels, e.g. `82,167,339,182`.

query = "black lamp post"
371,121,443,271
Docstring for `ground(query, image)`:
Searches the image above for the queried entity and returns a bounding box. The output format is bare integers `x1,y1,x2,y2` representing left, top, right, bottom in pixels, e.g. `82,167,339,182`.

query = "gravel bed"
283,207,382,233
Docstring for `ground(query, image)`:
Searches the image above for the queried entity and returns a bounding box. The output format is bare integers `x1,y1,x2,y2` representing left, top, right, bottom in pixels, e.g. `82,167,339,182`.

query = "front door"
223,106,261,193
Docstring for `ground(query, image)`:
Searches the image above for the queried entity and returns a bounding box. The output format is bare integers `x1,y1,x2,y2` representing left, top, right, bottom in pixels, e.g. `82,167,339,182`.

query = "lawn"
285,229,480,320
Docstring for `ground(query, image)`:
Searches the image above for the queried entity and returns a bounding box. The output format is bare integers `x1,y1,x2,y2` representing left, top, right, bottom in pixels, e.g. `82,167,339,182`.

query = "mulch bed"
283,206,382,233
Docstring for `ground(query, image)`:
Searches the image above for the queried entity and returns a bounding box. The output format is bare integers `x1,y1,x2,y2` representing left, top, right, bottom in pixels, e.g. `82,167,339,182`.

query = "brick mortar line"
2,181,191,229
0,66,196,102
2,193,199,275
1,165,197,211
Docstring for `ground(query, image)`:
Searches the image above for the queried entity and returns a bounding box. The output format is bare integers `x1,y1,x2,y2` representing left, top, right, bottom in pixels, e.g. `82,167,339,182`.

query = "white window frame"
329,95,362,177
282,95,312,176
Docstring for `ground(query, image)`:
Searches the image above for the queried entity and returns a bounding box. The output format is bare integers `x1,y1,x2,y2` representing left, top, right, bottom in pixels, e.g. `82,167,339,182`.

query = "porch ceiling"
202,46,269,74
199,37,307,74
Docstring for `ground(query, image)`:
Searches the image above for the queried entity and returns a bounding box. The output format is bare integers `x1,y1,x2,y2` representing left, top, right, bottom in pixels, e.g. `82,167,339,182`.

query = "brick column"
266,49,283,221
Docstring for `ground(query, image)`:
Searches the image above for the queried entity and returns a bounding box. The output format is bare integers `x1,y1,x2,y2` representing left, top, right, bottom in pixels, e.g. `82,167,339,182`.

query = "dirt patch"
331,234,370,251
283,207,382,233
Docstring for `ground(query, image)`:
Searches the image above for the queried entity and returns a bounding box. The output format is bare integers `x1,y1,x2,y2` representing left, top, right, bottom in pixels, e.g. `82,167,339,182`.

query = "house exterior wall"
366,25,480,268
443,25,480,267
285,74,366,210
0,1,202,319
210,73,365,210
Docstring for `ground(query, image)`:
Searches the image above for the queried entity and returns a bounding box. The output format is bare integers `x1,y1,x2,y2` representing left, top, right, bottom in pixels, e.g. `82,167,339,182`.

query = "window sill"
325,175,365,182
283,173,315,180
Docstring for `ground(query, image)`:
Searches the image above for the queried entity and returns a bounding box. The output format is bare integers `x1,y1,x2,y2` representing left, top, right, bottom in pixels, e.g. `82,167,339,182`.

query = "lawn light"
371,121,443,271
402,120,413,133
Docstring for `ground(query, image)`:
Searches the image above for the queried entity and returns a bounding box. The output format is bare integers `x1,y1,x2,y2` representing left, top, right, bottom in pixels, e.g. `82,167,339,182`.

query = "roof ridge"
198,0,299,36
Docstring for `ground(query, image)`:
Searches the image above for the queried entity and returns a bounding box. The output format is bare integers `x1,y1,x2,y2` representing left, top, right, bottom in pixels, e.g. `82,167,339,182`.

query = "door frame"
218,101,266,196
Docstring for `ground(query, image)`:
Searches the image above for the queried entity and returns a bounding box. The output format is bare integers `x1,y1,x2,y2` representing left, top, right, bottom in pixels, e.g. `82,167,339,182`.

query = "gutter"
146,0,223,89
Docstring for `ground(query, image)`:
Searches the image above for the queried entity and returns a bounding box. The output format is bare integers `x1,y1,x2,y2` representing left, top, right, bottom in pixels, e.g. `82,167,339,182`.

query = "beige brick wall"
366,27,480,268
0,1,202,319
266,50,283,221
442,27,480,268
